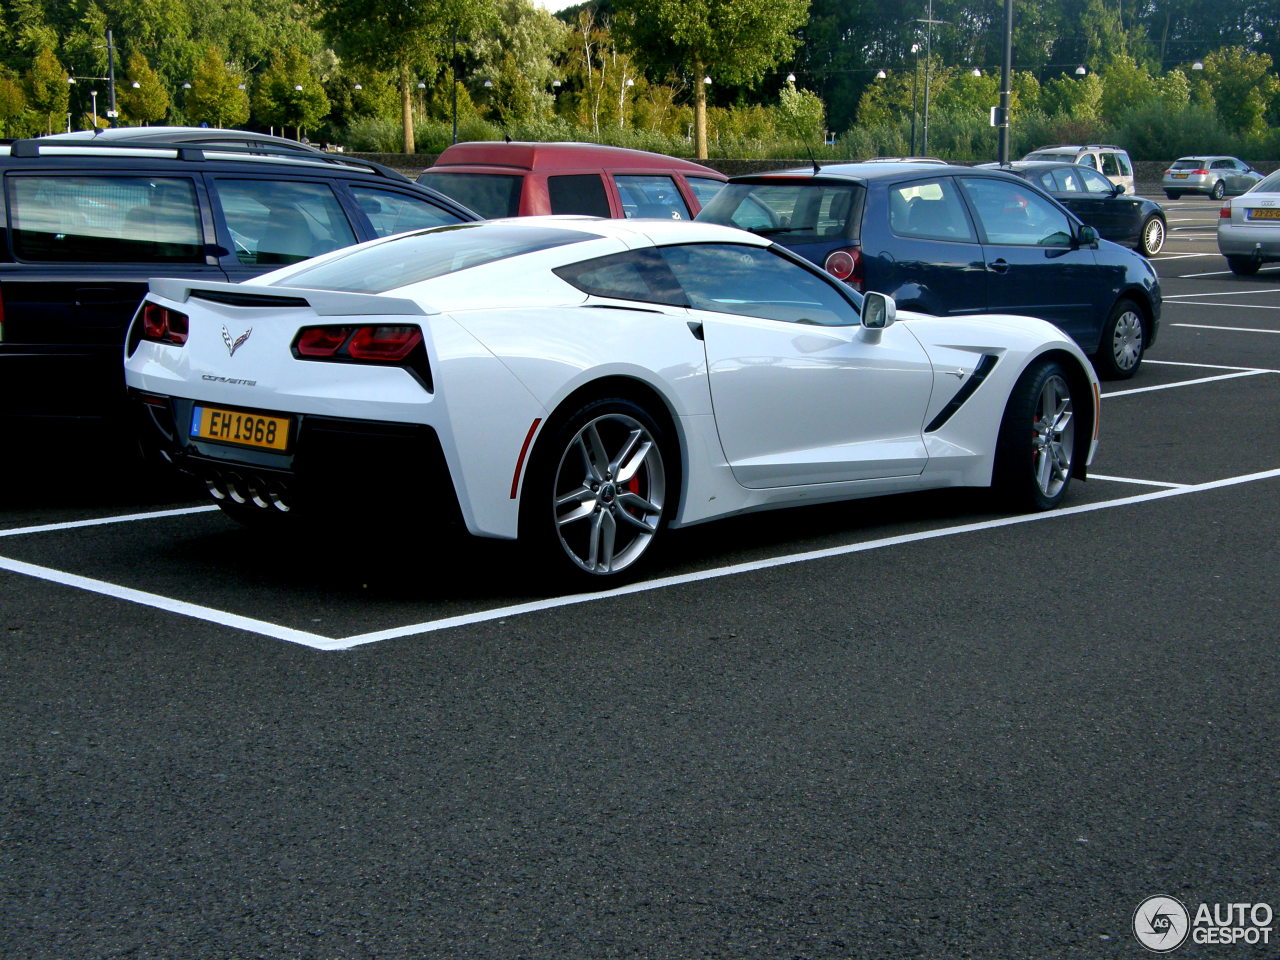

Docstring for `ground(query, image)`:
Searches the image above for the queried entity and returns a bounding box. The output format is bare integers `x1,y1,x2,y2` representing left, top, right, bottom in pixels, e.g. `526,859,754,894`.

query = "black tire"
1164,191,1181,200
1227,255,1261,276
520,396,672,584
993,360,1079,512
1210,180,1226,200
1138,216,1166,256
1091,297,1146,380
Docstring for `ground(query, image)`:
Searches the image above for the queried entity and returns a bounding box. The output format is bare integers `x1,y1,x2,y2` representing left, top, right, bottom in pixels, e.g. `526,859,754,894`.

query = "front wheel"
1227,255,1261,276
993,360,1079,512
1138,216,1166,256
1210,180,1226,200
522,397,671,583
1092,298,1145,380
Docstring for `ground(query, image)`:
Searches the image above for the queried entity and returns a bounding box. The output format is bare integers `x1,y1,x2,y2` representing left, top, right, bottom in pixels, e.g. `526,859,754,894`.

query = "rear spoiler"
147,278,434,317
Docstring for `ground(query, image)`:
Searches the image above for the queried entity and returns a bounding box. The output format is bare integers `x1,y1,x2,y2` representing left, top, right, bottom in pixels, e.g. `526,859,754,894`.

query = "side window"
660,243,856,326
349,185,465,237
1051,168,1082,192
889,178,977,242
553,248,686,306
961,177,1074,247
9,175,203,263
1079,168,1116,194
686,176,726,209
1116,153,1133,176
1100,153,1121,176
1032,170,1059,192
1211,159,1232,170
215,179,357,266
1078,153,1099,170
615,175,691,220
547,174,611,217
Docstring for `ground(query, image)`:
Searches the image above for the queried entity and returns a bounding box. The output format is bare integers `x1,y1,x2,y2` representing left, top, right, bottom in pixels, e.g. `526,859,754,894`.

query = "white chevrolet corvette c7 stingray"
125,217,1099,582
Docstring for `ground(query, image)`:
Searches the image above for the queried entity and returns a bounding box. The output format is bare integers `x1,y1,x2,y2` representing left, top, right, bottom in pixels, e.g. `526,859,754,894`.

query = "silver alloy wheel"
1211,180,1226,200
1031,374,1075,499
1111,307,1144,372
1141,217,1165,256
552,412,666,575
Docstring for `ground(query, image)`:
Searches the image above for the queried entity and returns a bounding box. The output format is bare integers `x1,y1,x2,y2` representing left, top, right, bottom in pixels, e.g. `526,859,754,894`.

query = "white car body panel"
125,217,1100,546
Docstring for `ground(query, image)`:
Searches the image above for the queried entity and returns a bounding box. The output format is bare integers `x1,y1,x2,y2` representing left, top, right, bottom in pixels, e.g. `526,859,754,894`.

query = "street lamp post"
996,0,1012,165
916,0,947,157
910,43,920,156
90,90,98,127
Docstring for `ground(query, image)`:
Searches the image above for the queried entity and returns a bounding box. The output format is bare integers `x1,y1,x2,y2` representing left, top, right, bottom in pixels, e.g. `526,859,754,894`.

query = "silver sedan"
1163,156,1262,200
1217,169,1280,275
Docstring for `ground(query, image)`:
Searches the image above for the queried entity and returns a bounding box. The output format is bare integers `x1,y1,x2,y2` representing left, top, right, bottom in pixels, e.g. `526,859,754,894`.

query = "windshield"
276,222,595,293
418,172,522,218
696,181,864,244
1023,151,1076,162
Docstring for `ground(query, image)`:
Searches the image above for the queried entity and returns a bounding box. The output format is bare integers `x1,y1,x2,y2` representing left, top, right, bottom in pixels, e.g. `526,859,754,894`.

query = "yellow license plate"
1172,173,1189,179
1247,208,1280,220
192,405,291,451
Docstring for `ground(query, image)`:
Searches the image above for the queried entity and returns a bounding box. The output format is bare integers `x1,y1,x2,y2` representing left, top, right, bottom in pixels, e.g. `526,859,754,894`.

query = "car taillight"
293,324,423,363
1191,168,1209,175
140,303,189,346
824,247,863,289
1220,205,1232,218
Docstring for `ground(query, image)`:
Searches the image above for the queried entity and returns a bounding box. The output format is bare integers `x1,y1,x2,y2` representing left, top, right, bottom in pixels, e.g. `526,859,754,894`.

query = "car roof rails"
5,137,413,183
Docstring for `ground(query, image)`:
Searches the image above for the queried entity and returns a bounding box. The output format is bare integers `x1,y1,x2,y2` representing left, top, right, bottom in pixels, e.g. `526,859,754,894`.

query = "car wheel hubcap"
1144,219,1164,254
553,413,665,575
1031,375,1075,498
1113,310,1143,371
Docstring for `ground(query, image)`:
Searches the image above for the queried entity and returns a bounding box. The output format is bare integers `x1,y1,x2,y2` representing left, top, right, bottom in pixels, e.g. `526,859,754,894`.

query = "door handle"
987,259,1010,274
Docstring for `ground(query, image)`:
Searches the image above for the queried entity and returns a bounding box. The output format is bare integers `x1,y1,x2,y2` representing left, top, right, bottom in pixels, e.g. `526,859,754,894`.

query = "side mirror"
1077,224,1100,247
1111,183,1125,197
859,291,897,342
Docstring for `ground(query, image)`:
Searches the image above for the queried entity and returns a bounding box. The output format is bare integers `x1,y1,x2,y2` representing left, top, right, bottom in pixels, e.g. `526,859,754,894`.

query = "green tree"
23,45,68,134
189,45,249,128
252,45,328,140
316,0,494,153
0,68,27,135
613,0,809,158
778,82,824,145
1099,55,1153,122
119,50,170,124
1200,46,1278,135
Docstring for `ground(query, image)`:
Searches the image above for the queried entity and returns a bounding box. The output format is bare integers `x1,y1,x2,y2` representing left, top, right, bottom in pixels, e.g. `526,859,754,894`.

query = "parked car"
1021,144,1135,194
124,217,1098,582
980,160,1167,256
1162,155,1262,200
0,136,477,435
696,162,1161,378
1216,167,1280,275
417,141,727,220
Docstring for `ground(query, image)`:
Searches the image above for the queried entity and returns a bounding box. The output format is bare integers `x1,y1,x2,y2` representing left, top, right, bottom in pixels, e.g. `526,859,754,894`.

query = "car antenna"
805,145,821,175
504,134,512,144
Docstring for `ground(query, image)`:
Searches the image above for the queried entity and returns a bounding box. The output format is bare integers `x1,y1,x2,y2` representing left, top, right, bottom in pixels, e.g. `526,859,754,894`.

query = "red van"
418,141,727,220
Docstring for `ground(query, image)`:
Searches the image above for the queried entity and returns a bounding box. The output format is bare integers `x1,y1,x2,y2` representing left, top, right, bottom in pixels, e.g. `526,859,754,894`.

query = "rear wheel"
1227,255,1261,276
1210,180,1226,200
1164,191,1181,200
1092,298,1145,380
521,397,670,583
993,360,1078,512
1138,216,1166,256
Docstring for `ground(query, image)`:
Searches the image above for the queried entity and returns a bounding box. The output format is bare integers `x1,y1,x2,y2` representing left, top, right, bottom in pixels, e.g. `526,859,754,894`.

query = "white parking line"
1173,323,1280,333
1180,267,1280,278
1101,370,1271,396
1151,252,1215,261
1089,475,1190,489
1146,359,1279,372
1163,288,1280,298
2,468,1278,651
1172,304,1280,311
0,505,218,539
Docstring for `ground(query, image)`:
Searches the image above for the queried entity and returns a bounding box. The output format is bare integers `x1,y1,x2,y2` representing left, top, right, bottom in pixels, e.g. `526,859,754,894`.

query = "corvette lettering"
202,375,257,386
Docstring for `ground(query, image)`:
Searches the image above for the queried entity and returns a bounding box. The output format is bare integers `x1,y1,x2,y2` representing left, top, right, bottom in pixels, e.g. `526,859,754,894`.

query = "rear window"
1024,151,1075,162
8,175,203,263
1170,159,1206,170
418,172,522,219
275,223,596,293
1254,170,1280,191
697,181,864,243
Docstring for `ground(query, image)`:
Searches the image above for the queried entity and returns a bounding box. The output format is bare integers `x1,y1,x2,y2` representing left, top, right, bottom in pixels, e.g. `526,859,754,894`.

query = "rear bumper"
133,390,463,525
1162,176,1213,194
1217,225,1280,261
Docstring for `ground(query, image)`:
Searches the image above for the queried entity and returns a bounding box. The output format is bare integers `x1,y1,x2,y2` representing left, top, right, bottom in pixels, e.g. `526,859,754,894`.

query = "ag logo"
1134,895,1191,952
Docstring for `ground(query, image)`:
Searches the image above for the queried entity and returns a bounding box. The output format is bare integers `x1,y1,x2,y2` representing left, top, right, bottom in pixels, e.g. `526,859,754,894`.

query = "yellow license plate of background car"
1247,208,1280,220
192,405,291,451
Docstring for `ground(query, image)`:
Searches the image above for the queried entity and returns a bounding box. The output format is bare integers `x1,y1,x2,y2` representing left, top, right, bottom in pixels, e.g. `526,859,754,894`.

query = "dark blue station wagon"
696,162,1161,379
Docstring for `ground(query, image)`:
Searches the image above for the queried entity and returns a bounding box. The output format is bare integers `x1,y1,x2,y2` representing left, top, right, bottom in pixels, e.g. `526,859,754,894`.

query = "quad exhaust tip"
204,471,291,512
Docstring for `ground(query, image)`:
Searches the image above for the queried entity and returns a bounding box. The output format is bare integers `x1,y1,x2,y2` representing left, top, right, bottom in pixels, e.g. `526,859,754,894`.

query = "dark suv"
697,162,1161,378
0,136,477,435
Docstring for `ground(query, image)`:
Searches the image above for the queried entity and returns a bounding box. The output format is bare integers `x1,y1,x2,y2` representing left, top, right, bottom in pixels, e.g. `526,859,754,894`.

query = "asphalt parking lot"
3,192,1277,959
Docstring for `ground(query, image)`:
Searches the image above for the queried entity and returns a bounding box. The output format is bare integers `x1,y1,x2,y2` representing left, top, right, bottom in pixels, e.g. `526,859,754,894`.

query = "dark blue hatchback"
696,161,1161,378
